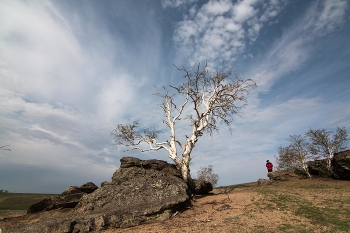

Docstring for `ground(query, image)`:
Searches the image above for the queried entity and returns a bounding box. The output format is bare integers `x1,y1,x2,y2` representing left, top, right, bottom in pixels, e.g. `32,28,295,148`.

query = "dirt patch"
102,179,350,233
1,179,350,232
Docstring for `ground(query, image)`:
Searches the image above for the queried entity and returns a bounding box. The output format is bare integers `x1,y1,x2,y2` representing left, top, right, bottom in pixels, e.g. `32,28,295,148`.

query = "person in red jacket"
266,160,273,172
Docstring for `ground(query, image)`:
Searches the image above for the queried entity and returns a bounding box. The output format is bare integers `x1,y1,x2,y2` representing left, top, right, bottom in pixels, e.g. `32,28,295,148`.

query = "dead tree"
111,62,257,190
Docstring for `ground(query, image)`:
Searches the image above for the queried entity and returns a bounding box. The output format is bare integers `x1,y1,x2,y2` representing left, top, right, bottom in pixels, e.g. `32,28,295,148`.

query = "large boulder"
27,182,98,213
267,170,301,181
71,157,189,231
61,182,98,195
6,157,189,233
307,159,332,178
193,179,213,194
332,149,350,180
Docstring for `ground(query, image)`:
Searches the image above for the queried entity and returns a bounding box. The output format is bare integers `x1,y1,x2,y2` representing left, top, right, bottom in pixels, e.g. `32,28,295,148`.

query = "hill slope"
1,179,349,232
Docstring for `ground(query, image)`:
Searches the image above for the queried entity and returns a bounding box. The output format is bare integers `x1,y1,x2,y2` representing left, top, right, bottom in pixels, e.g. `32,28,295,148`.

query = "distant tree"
306,127,348,171
0,144,11,163
0,145,11,151
275,135,312,178
111,62,257,191
197,165,219,187
275,146,297,171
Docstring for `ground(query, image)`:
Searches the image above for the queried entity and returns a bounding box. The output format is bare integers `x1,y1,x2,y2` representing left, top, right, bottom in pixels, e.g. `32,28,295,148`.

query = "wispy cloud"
173,0,287,65
0,0,349,192
161,0,199,8
170,0,349,184
245,0,348,93
0,0,166,192
302,0,348,37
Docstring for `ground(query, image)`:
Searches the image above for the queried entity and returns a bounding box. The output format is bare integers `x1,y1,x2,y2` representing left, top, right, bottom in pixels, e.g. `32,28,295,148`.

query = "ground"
1,178,350,232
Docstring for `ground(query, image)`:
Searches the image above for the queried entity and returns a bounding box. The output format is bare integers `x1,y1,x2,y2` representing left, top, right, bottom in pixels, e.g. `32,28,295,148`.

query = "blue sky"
0,0,349,193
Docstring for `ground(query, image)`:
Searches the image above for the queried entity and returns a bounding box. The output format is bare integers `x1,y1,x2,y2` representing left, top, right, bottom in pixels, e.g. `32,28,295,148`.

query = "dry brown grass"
1,179,350,233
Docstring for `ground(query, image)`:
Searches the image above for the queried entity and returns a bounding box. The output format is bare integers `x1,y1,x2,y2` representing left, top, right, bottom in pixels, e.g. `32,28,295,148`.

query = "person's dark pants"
268,169,272,172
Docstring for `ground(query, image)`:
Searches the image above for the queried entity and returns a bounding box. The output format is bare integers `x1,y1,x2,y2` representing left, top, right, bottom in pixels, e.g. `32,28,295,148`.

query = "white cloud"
245,0,348,93
202,0,233,15
233,0,258,23
0,1,87,103
0,0,349,192
0,0,167,193
172,0,349,186
302,0,348,37
161,0,198,8
173,0,286,66
95,74,136,122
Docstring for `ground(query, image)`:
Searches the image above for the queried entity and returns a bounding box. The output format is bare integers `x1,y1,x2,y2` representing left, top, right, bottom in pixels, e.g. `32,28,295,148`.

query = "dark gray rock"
267,170,301,181
7,157,189,233
332,149,350,180
28,182,98,214
257,178,271,185
71,158,189,231
193,179,213,194
100,181,112,187
307,159,332,178
119,157,142,168
7,218,78,233
61,182,98,195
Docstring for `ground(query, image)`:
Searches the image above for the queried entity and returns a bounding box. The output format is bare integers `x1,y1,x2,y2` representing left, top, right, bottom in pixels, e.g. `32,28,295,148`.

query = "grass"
278,223,310,233
255,182,350,232
1,180,350,232
299,184,330,189
295,203,350,232
218,181,256,190
0,193,57,218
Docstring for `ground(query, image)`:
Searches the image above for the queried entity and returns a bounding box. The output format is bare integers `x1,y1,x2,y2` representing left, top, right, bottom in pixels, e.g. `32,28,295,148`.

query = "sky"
0,0,349,193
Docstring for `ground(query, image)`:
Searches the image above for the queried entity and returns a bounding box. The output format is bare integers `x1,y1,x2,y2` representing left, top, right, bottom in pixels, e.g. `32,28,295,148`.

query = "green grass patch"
256,186,350,232
295,201,350,232
0,193,56,211
299,184,330,189
256,188,278,195
218,182,255,190
274,194,295,210
278,223,310,233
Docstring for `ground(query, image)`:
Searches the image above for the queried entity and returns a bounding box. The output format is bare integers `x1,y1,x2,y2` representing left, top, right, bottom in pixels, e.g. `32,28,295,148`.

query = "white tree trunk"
301,158,311,178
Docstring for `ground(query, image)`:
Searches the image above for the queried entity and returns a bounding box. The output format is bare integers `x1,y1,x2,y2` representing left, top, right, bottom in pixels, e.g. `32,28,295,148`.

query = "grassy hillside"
1,179,350,232
105,179,350,233
0,193,57,219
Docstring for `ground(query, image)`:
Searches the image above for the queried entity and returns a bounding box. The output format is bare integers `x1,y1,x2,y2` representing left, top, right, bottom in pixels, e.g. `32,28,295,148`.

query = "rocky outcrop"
27,182,98,213
332,150,350,180
257,178,271,185
193,179,213,194
61,182,98,196
100,181,112,187
307,159,332,178
6,157,189,233
72,157,189,231
267,170,301,181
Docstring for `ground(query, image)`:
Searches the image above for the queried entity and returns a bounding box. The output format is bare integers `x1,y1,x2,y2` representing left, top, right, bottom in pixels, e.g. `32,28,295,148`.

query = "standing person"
266,160,273,172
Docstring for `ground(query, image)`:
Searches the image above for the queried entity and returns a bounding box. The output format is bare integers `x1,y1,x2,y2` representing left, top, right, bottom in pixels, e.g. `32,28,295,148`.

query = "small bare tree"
306,127,348,171
275,146,297,171
197,165,219,187
111,62,257,190
275,135,312,178
0,145,11,163
0,145,11,151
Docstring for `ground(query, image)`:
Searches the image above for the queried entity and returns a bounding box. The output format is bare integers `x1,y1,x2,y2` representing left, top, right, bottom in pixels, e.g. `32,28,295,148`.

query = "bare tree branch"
0,145,11,151
111,62,257,188
306,127,348,172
